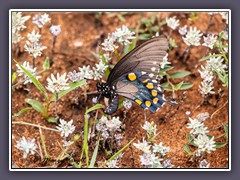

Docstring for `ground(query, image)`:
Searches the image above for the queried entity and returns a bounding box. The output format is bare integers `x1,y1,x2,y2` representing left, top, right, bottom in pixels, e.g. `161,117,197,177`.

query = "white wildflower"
102,34,118,52
39,13,51,26
67,70,80,82
78,65,94,80
200,159,210,168
183,27,203,46
12,12,30,44
163,159,174,168
192,126,209,135
133,138,151,154
46,73,69,93
139,153,161,167
15,136,37,159
106,159,119,168
50,25,61,36
12,32,24,44
166,16,180,30
27,30,41,43
24,41,47,58
199,81,215,95
123,99,132,110
12,12,30,34
202,34,218,49
142,121,157,136
198,65,214,82
56,119,75,137
16,61,41,84
113,25,136,45
33,13,51,28
153,142,170,156
160,53,171,69
187,117,204,130
178,25,187,35
194,134,216,153
186,111,191,116
93,60,108,80
105,116,122,132
208,56,227,74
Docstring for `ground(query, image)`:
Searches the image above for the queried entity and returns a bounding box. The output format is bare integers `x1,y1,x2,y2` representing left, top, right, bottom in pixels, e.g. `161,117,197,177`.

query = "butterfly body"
97,35,169,115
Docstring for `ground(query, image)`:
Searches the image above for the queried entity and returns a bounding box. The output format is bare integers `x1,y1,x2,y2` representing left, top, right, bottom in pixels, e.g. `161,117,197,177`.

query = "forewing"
107,35,168,86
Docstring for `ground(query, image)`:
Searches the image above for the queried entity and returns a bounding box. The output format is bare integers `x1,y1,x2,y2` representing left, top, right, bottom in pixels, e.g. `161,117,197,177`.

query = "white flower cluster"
198,55,227,96
202,34,218,49
178,25,187,36
133,121,172,168
16,61,41,84
102,25,136,52
96,116,123,146
46,73,70,93
24,30,47,58
187,113,216,155
123,99,132,110
166,16,180,30
142,121,157,138
33,13,51,28
106,153,124,168
56,119,76,137
15,136,37,159
68,61,108,82
12,12,30,44
182,27,203,46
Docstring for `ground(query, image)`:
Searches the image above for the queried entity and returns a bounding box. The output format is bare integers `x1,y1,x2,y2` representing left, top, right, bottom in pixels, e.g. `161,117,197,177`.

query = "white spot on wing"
141,71,147,75
149,73,154,78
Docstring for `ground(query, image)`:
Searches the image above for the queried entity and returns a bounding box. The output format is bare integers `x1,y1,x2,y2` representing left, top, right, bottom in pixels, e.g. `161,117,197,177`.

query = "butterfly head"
96,82,113,98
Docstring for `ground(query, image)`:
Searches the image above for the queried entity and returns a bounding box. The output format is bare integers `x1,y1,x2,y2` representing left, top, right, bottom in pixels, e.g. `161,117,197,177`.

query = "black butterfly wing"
107,35,168,86
105,35,169,114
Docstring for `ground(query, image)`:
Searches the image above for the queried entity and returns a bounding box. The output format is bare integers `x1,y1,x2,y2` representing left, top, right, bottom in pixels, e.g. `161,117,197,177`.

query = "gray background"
1,0,238,179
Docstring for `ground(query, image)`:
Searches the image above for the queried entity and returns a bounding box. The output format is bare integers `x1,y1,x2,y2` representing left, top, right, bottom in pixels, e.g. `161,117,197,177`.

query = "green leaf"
150,25,159,32
51,81,86,102
85,104,105,114
13,107,32,118
199,54,223,62
183,144,194,155
25,99,44,114
12,72,17,84
139,33,152,40
89,136,100,168
223,124,228,140
118,98,125,109
124,38,136,55
43,57,50,70
159,65,174,72
14,60,48,99
186,133,196,146
179,83,194,90
215,142,227,148
169,71,191,78
47,117,57,123
160,82,173,91
174,81,184,90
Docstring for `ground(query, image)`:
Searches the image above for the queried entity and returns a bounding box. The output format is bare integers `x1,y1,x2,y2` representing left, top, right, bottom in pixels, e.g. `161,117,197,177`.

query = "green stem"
12,121,59,132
